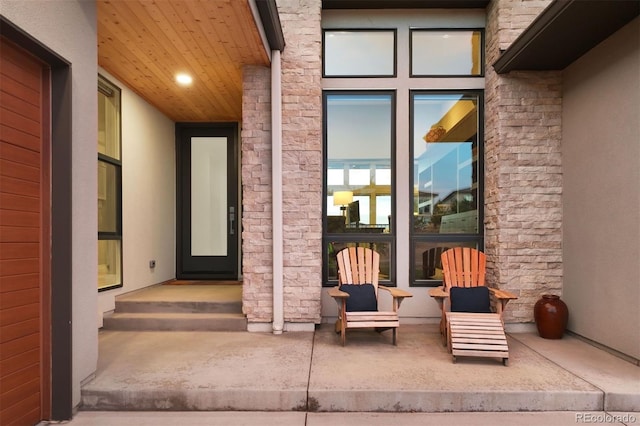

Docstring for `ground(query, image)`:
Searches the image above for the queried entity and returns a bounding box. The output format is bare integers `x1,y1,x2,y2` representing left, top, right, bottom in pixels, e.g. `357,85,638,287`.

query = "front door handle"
229,206,235,235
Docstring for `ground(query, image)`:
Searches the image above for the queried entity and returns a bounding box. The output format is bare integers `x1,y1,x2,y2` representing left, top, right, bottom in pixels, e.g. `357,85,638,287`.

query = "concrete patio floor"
79,323,640,417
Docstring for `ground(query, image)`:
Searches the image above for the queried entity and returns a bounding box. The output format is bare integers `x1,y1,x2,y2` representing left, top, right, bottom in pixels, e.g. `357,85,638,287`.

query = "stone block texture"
241,0,323,325
242,65,274,323
279,0,323,324
485,0,562,322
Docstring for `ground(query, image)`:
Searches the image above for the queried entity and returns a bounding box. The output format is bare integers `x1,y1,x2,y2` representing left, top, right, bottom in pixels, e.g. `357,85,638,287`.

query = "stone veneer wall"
241,65,274,323
485,0,562,322
278,0,323,324
241,0,323,325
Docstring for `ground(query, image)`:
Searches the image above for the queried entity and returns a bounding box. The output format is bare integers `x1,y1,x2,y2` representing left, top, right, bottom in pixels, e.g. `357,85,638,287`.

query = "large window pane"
324,30,396,77
324,92,395,285
412,93,479,234
326,93,393,232
411,30,482,76
410,91,483,287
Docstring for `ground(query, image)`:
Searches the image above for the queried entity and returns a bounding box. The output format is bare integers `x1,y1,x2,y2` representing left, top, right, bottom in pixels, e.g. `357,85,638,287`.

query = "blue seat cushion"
340,284,378,312
450,286,491,313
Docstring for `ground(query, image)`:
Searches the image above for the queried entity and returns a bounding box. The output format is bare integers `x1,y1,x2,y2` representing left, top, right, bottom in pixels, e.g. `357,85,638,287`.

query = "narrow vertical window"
98,75,122,290
410,91,483,285
323,92,395,285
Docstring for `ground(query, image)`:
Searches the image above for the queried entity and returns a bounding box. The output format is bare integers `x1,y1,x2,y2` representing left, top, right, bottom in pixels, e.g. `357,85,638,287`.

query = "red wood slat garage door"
0,36,51,426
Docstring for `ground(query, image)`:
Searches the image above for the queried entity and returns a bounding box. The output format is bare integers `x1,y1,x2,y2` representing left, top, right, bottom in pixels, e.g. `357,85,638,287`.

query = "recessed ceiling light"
175,73,193,86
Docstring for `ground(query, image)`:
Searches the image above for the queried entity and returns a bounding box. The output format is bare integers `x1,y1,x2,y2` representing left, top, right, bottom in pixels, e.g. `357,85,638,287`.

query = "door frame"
175,122,240,280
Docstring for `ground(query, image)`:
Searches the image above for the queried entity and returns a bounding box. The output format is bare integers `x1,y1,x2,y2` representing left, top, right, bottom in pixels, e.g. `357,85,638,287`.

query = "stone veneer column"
241,65,274,324
242,1,323,327
277,0,323,325
485,0,563,322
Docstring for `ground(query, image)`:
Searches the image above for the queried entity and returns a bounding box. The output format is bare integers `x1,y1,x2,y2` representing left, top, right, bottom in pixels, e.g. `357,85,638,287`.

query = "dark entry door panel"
176,123,238,279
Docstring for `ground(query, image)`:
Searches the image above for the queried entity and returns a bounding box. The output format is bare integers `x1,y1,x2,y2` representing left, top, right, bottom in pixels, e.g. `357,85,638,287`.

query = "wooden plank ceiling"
97,0,270,122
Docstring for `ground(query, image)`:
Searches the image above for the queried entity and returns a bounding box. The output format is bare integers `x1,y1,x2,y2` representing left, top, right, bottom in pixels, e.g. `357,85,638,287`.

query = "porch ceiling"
97,0,272,122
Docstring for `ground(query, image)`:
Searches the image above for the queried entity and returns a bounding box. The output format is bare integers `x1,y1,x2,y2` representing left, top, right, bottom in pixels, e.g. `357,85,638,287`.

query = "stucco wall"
562,17,640,360
2,0,98,410
96,69,176,323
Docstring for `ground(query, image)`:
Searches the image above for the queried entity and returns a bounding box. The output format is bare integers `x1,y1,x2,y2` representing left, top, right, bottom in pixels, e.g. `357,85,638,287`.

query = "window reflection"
327,241,392,282
410,91,483,287
326,93,393,232
413,241,477,282
324,92,395,285
412,93,479,234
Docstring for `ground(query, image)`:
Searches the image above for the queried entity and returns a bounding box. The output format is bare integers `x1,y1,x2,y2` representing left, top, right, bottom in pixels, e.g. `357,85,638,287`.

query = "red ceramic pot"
534,294,569,339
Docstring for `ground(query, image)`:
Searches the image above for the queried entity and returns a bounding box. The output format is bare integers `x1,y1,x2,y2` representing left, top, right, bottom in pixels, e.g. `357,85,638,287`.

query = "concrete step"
102,312,247,331
105,284,246,332
114,299,242,314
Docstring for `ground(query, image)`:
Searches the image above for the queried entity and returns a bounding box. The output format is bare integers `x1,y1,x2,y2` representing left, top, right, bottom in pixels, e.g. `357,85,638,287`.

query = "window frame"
322,90,397,287
97,74,123,292
409,89,485,287
322,28,398,78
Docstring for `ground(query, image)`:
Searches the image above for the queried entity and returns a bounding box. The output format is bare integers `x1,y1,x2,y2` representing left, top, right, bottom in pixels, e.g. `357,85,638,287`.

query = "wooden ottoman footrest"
446,312,509,366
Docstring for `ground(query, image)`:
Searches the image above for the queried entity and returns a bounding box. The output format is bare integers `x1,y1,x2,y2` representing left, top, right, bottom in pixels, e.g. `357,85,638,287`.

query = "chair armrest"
379,285,412,311
489,288,518,300
379,285,413,299
428,286,448,299
488,288,517,317
327,286,349,299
